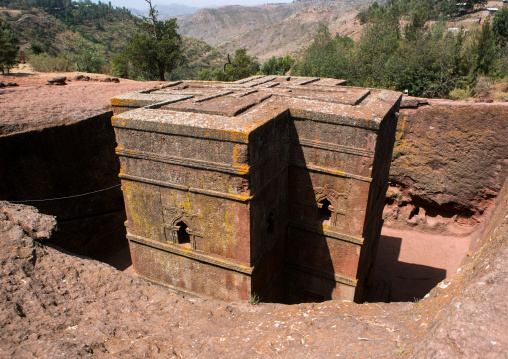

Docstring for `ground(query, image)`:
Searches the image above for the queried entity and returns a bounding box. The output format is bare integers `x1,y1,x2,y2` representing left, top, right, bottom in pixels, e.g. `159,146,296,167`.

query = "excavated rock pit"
0,82,507,357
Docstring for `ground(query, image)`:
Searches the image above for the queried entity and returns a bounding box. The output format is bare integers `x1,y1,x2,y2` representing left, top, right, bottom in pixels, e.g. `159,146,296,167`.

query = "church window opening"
319,198,332,224
176,221,190,246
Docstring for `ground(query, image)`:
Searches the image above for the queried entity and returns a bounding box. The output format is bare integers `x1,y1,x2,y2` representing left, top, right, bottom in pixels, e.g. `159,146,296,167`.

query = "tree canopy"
293,4,507,98
493,7,508,48
261,54,294,75
122,0,184,81
356,0,488,24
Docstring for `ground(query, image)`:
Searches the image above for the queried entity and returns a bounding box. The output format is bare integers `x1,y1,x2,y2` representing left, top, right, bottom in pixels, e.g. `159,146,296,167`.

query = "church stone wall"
112,76,401,303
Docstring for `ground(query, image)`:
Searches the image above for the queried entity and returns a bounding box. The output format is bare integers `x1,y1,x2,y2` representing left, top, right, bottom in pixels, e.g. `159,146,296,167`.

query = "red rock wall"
0,112,127,261
385,101,508,234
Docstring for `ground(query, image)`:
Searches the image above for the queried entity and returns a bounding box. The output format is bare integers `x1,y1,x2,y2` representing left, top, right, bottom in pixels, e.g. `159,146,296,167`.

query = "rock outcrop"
46,76,67,86
385,100,508,235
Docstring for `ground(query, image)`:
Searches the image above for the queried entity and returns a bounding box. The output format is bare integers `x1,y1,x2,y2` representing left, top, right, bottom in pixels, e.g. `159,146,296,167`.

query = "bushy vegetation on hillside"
357,0,487,24
168,37,226,81
292,4,508,98
0,0,138,73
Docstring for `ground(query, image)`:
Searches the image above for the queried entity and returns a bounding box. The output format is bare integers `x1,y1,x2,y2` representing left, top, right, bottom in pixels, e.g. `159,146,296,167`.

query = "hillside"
177,0,371,61
0,2,225,79
170,37,227,80
217,2,366,61
0,3,137,57
177,2,306,46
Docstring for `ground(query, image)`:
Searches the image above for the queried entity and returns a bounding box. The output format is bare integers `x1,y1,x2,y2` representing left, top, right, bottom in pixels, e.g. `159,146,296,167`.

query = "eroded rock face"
0,201,56,241
385,101,508,234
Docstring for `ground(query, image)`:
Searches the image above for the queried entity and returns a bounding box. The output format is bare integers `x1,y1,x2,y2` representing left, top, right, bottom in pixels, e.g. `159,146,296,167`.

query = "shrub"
449,86,473,100
28,54,73,72
109,53,129,79
494,91,508,102
196,68,212,81
474,75,492,95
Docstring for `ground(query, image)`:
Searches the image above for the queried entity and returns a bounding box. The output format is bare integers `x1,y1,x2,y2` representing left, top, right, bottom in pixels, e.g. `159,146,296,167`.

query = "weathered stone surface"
111,76,401,303
399,95,428,108
385,100,508,234
46,76,67,86
0,81,162,136
0,201,56,240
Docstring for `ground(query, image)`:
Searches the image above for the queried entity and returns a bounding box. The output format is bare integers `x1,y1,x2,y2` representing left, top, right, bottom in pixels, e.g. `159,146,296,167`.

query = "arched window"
319,198,332,224
176,221,190,246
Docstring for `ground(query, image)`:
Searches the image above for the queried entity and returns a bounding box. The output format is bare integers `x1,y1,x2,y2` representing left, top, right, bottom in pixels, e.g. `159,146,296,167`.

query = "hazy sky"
106,0,294,10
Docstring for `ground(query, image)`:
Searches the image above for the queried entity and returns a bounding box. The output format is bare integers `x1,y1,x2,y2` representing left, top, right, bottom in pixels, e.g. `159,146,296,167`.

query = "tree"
469,19,497,79
356,6,401,87
123,0,184,81
0,18,19,74
71,38,106,73
261,54,294,75
213,48,259,82
110,53,129,79
492,7,508,48
292,23,342,79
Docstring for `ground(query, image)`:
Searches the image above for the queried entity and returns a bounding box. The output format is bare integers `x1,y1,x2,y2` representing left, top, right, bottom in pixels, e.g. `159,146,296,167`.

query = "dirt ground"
0,64,162,135
373,227,472,302
1,63,141,85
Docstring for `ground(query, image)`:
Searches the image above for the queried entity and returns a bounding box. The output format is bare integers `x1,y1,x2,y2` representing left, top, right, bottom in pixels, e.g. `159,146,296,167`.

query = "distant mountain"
130,3,200,19
178,2,307,47
177,0,372,62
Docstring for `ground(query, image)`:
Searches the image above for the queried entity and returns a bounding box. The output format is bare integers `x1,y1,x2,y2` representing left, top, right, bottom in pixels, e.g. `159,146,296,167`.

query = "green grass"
249,294,260,305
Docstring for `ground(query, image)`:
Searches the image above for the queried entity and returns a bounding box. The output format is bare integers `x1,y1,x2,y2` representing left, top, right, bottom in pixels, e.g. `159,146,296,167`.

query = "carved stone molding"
313,183,350,226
